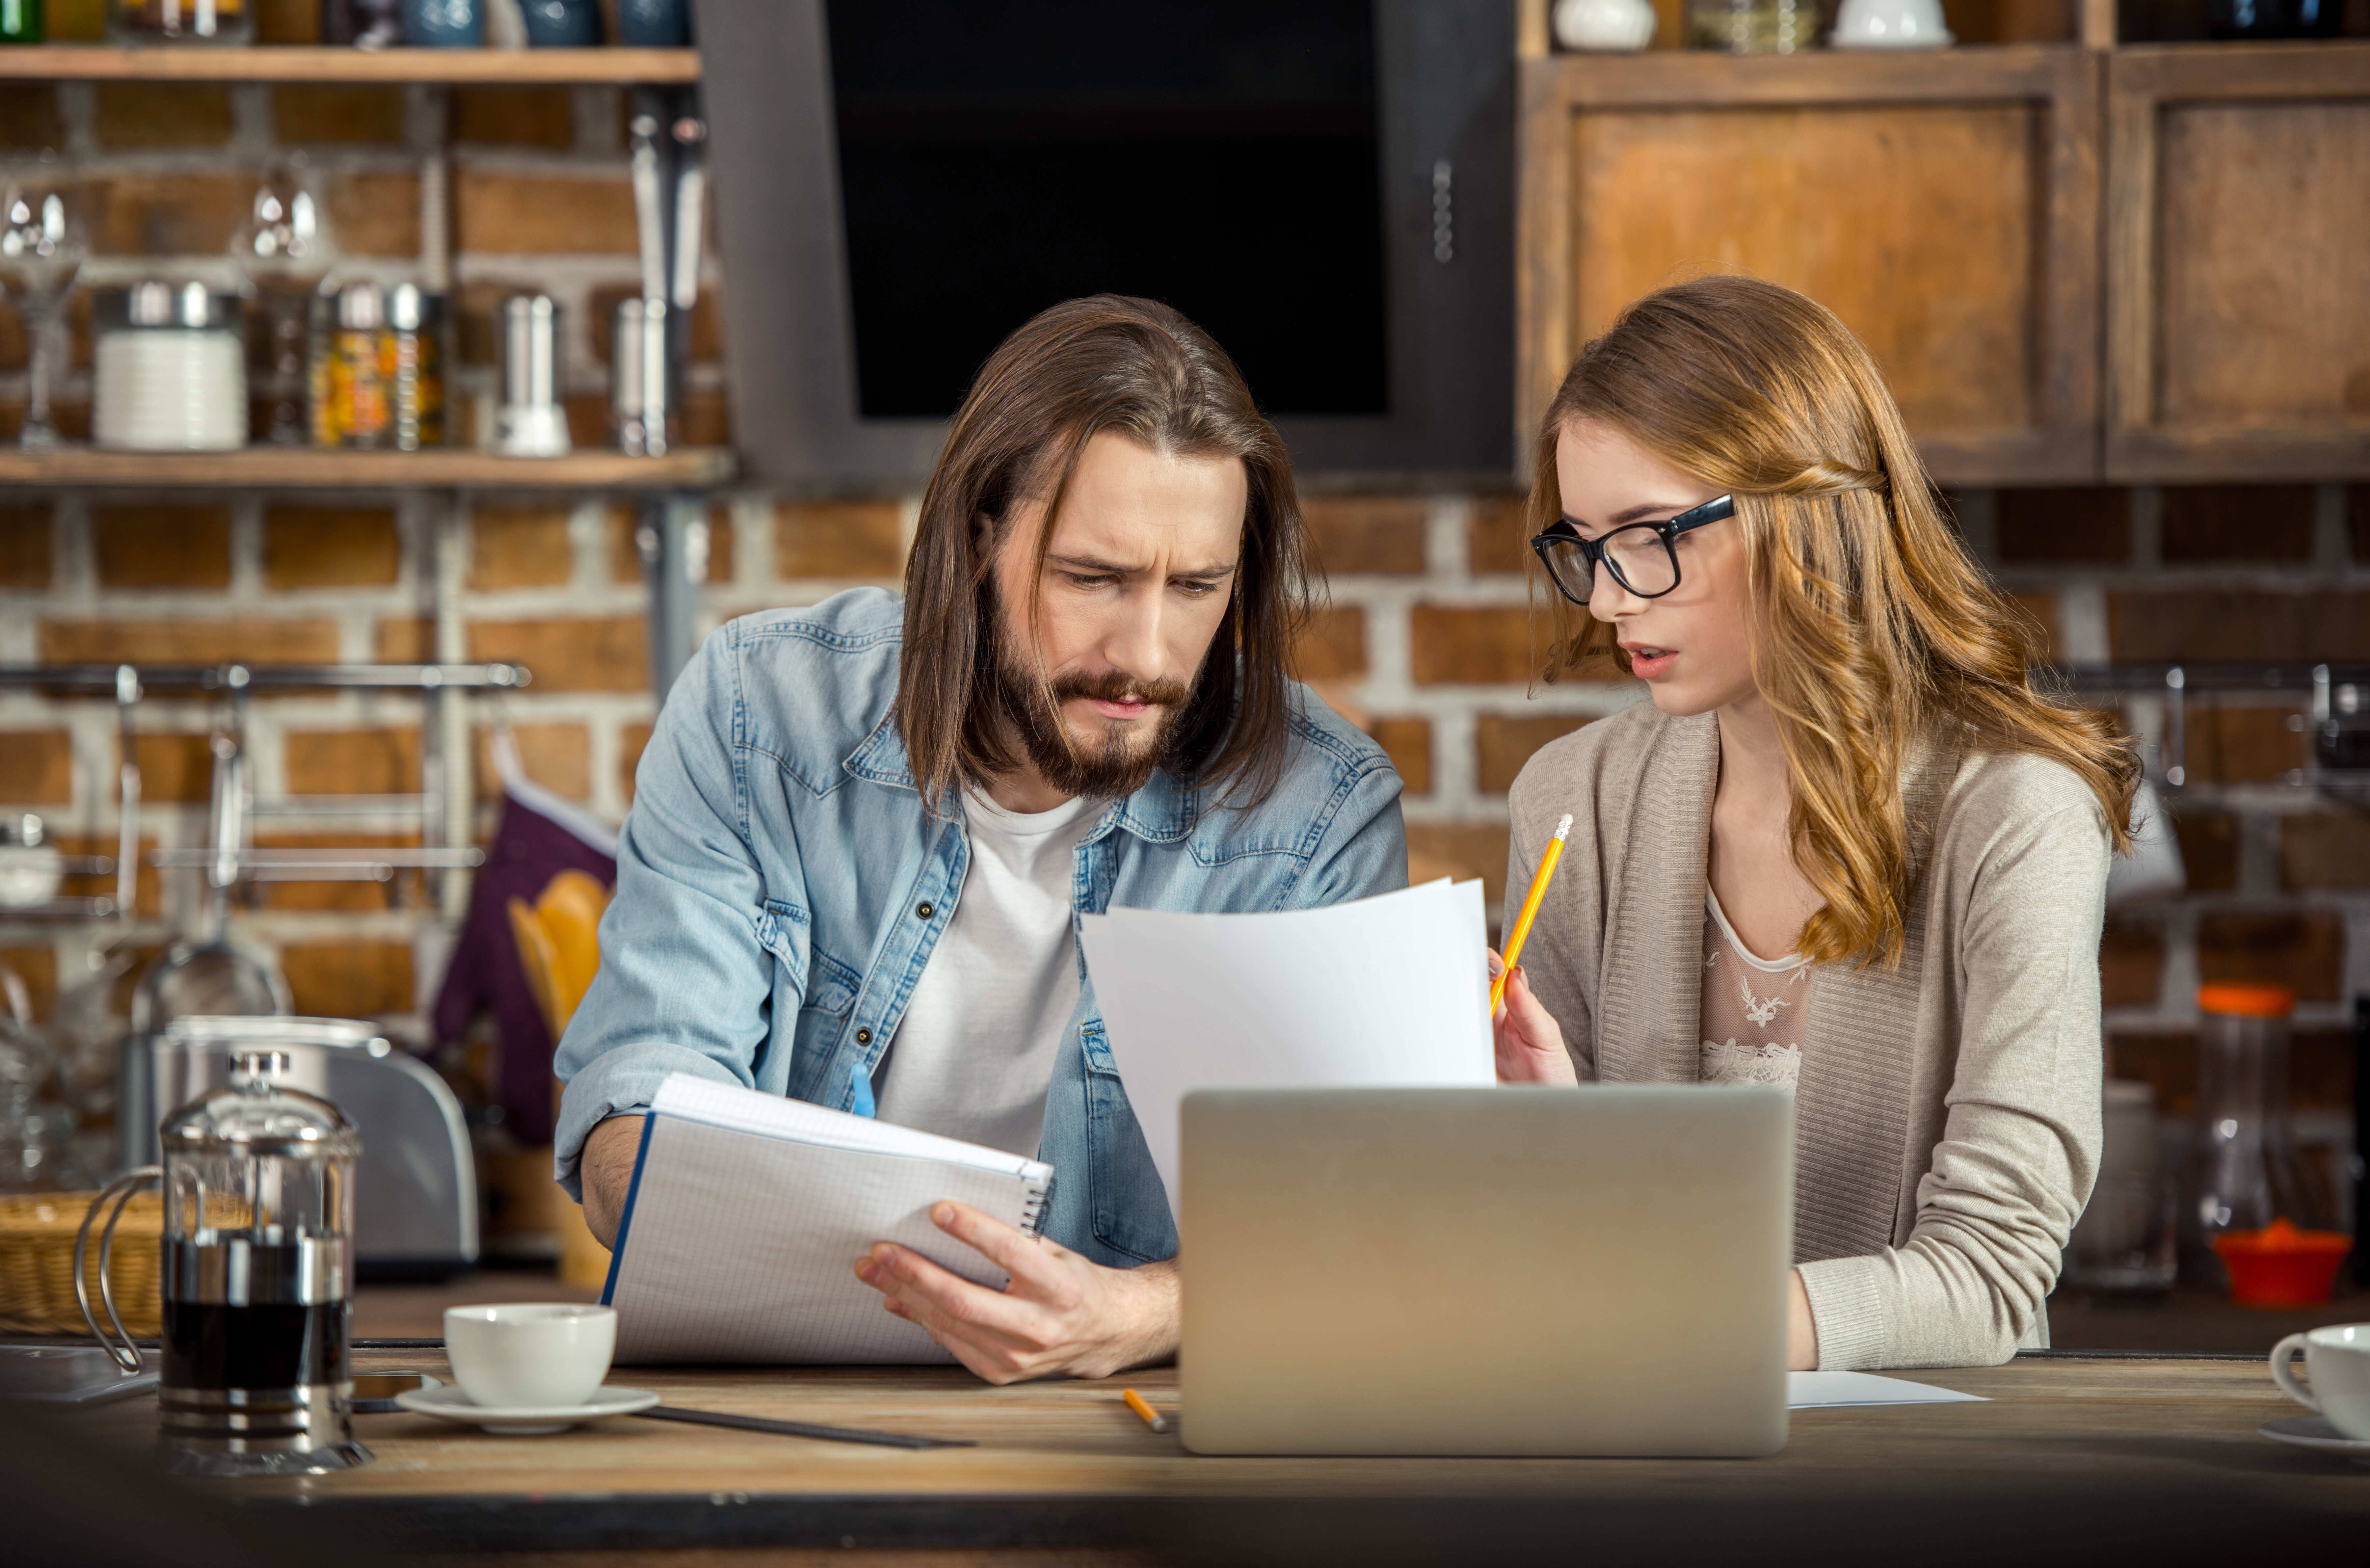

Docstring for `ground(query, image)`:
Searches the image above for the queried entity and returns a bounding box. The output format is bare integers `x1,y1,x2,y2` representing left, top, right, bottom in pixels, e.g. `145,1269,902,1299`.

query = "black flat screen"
826,1,1389,419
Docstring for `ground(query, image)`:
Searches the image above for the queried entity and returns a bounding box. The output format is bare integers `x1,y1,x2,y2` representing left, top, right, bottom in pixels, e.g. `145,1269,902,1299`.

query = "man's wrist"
1121,1259,1182,1371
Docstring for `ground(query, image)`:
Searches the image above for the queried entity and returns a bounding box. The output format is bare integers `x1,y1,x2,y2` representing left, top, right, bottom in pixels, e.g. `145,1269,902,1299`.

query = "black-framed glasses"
1529,493,1735,605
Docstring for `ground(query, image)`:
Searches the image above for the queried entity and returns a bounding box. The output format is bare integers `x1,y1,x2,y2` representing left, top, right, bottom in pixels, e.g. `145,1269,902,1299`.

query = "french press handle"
74,1166,162,1375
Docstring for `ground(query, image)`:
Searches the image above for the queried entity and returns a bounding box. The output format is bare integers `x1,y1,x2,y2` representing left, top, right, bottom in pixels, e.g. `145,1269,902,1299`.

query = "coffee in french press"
79,1045,369,1474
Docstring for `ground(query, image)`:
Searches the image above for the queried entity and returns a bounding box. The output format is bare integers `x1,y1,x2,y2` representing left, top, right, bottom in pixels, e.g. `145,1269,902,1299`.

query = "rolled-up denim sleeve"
551,628,799,1197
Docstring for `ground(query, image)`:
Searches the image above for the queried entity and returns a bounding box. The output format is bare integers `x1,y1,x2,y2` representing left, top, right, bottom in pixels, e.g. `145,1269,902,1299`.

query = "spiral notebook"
602,1073,1056,1364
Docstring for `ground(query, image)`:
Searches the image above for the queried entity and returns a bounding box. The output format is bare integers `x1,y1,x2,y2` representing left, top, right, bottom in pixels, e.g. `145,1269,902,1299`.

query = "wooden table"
67,1348,2366,1562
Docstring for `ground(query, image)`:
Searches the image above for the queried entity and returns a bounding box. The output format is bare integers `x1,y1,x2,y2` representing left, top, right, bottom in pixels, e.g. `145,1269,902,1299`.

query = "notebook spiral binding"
1018,1173,1056,1238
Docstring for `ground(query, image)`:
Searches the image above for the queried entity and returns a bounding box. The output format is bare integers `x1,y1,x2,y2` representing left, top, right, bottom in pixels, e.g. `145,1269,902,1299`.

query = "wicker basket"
0,1190,166,1339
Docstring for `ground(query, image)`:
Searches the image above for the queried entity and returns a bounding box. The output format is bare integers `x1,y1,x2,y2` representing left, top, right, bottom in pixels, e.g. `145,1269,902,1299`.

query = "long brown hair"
896,294,1314,811
1530,275,2138,968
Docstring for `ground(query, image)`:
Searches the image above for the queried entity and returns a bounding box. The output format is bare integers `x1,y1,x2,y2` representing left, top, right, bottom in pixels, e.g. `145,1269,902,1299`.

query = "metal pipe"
152,848,485,869
114,663,142,921
0,663,528,691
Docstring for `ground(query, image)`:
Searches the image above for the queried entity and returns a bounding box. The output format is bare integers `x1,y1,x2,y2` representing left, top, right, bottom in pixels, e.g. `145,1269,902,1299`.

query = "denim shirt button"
915,901,934,919
855,1027,873,1045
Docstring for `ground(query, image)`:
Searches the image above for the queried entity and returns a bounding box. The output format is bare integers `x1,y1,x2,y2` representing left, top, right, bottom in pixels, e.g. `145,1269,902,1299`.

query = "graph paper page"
609,1076,1055,1364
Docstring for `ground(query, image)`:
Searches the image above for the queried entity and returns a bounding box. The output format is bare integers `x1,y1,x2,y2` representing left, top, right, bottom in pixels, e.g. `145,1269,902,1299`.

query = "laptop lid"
1179,1085,1793,1456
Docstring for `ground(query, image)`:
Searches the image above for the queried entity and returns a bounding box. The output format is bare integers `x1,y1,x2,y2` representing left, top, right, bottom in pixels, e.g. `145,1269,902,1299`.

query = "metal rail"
0,661,531,923
2054,662,2369,796
0,663,529,692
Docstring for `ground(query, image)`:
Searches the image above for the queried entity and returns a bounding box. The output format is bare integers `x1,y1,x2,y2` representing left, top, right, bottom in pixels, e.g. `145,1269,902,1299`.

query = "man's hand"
579,1114,645,1248
1489,949,1578,1086
853,1201,1178,1384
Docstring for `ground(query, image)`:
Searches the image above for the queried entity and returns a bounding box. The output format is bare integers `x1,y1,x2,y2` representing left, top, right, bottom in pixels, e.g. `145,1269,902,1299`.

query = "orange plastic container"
2210,1218,2352,1308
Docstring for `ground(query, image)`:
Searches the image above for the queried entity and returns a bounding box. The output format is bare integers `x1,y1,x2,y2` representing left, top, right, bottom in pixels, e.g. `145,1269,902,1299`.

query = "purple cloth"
433,791,615,1145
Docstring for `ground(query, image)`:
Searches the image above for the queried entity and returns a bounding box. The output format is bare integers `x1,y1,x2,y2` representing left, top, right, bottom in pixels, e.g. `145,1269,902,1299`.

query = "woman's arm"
1796,789,2109,1370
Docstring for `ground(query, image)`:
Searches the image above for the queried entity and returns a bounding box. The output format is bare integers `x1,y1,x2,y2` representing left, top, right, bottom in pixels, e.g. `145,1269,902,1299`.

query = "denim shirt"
553,588,1407,1267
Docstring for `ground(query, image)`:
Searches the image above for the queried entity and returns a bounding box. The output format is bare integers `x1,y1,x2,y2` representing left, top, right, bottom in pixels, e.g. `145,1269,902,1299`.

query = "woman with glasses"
1492,276,2139,1372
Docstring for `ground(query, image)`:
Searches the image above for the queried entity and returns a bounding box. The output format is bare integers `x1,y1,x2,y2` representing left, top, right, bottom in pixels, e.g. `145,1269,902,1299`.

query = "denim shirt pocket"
1076,1019,1180,1264
756,898,860,1101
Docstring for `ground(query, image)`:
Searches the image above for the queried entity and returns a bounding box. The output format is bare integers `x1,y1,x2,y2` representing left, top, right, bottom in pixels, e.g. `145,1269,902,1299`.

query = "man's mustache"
1050,669,1191,709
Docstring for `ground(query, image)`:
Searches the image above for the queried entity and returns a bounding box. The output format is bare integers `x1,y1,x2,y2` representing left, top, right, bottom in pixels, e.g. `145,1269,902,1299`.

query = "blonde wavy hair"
1530,275,2138,968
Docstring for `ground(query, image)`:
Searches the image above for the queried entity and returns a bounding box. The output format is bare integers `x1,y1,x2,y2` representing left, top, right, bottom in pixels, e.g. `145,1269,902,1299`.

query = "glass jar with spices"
328,282,393,451
386,284,447,450
106,0,251,44
1687,0,1816,52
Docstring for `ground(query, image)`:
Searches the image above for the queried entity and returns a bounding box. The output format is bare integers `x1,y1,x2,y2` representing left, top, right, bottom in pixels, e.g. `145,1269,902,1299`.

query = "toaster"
120,1015,479,1281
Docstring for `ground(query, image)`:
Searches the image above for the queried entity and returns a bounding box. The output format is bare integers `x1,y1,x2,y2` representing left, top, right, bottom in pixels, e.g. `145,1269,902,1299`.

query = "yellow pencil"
1491,812,1572,1013
1122,1388,1169,1434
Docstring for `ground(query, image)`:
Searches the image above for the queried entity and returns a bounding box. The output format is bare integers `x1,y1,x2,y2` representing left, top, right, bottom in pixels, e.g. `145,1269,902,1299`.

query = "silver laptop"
1179,1085,1793,1456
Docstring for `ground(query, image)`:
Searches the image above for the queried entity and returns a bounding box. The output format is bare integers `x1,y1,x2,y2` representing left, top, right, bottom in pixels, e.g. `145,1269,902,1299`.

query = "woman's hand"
1490,949,1578,1086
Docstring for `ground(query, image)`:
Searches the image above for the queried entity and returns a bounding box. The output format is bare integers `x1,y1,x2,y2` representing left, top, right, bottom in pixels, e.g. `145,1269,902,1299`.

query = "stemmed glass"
230,164,325,445
0,173,85,451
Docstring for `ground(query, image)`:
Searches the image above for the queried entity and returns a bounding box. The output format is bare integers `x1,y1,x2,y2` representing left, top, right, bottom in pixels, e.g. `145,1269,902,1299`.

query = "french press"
78,1046,369,1474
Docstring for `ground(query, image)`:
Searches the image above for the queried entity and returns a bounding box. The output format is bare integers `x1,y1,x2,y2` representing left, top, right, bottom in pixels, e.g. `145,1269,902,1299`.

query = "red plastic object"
2211,1218,2352,1307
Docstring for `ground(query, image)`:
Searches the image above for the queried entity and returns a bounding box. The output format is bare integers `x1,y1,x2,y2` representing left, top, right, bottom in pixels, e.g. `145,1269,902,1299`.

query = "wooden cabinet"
1518,40,2369,484
2105,43,2370,481
1518,47,2102,485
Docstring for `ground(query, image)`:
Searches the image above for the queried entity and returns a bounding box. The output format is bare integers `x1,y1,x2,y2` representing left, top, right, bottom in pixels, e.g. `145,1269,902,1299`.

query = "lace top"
1700,888,1808,1089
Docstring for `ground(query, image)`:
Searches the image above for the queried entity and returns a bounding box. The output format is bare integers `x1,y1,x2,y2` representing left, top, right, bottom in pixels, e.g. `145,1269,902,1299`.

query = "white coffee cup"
2272,1323,2370,1439
444,1304,616,1410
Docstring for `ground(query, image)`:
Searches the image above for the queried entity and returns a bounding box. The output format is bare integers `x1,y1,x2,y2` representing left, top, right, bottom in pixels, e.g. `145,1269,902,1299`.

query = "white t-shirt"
870,788,1103,1157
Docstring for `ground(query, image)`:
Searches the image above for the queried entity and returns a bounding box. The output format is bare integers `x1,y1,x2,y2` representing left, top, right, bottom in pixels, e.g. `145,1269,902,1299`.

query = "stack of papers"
1787,1371,1987,1409
1079,879,1496,1221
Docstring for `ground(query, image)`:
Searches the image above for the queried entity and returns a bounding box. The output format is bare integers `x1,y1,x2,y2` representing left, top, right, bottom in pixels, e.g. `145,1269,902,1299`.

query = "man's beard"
993,640,1194,802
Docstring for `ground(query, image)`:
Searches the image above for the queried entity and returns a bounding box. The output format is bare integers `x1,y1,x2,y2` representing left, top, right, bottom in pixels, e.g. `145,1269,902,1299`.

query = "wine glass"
0,175,86,452
231,165,326,445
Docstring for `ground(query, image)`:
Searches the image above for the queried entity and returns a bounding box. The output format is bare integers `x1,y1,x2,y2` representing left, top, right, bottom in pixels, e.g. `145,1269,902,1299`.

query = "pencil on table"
1122,1388,1169,1434
1492,812,1572,1012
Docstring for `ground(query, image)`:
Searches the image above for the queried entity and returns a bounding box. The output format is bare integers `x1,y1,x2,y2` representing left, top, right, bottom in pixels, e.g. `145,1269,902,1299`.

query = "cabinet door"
2106,44,2370,481
1518,48,2102,485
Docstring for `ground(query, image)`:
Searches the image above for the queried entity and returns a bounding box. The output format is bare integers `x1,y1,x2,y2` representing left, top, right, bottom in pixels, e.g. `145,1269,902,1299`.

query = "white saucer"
2260,1414,2370,1461
394,1382,660,1435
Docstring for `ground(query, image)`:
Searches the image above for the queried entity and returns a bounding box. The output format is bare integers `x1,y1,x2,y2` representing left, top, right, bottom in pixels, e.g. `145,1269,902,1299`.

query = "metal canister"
610,296,673,456
386,283,446,451
494,293,570,457
90,282,247,452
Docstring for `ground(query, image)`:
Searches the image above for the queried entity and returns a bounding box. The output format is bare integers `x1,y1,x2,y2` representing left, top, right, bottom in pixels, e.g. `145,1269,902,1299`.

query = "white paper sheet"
1787,1370,1989,1409
1079,878,1496,1221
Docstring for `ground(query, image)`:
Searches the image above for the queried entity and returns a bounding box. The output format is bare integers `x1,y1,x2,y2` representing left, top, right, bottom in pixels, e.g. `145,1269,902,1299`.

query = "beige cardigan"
1505,702,2110,1370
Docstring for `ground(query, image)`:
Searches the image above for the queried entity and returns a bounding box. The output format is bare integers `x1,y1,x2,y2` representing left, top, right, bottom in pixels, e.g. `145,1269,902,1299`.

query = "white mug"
444,1303,617,1410
2272,1323,2370,1439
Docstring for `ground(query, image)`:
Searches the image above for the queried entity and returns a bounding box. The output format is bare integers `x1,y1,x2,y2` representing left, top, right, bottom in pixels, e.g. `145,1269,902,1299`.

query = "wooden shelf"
0,45,700,84
0,447,736,489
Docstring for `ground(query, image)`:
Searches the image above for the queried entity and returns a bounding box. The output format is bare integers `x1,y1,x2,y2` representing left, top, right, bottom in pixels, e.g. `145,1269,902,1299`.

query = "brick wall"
3,78,2365,1149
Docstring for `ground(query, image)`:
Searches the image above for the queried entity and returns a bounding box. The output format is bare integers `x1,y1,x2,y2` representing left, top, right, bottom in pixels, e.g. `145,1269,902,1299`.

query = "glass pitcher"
2175,983,2337,1289
78,1046,368,1474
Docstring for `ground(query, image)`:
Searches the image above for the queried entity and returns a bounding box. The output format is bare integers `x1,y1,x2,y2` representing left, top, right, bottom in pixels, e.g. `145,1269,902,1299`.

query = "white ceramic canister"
1554,0,1658,51
1831,0,1955,48
93,281,248,452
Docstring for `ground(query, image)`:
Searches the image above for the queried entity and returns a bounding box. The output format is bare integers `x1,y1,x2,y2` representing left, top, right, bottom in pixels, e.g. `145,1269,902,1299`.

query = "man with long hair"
555,296,1406,1380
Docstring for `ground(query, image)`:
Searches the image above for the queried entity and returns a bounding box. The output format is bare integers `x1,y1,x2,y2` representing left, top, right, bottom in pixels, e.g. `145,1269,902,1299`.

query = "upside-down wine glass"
0,173,85,451
231,164,325,445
